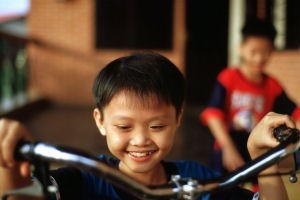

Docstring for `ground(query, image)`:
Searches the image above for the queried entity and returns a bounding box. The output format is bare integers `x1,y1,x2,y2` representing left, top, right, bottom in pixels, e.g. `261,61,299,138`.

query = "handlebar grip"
273,125,300,143
14,140,35,161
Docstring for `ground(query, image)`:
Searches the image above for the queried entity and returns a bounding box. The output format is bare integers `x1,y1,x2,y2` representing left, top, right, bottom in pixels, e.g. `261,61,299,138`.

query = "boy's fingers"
265,112,295,129
2,127,18,167
20,162,31,177
260,113,295,147
0,149,4,167
1,120,32,168
265,137,279,148
284,116,296,129
0,119,10,167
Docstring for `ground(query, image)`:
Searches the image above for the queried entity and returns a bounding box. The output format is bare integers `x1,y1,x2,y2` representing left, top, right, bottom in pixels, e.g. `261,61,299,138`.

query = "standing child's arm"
206,117,245,171
200,70,246,172
247,112,293,200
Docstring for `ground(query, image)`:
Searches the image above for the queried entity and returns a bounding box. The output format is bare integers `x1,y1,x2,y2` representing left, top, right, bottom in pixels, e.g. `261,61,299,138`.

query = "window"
95,0,174,49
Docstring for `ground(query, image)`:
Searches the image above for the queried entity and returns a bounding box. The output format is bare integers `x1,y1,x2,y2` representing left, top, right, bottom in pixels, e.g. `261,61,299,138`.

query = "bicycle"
1,125,300,200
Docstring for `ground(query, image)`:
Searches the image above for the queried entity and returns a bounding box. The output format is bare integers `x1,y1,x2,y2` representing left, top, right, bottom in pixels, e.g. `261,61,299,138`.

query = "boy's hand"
247,112,296,159
248,112,291,200
0,118,33,177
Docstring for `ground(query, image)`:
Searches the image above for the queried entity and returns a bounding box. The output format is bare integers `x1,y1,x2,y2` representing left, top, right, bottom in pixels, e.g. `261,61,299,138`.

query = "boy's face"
240,36,273,73
93,91,181,177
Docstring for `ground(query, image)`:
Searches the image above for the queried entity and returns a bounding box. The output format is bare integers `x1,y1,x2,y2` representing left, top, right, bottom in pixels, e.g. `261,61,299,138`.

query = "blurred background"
0,0,300,198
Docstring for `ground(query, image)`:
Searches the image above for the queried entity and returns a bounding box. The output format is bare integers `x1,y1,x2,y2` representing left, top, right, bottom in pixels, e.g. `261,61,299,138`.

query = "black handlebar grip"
273,125,300,143
14,140,34,161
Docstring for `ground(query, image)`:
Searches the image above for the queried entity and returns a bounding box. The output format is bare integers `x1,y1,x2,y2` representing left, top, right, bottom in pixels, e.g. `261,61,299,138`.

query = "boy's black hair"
92,52,185,117
241,18,277,42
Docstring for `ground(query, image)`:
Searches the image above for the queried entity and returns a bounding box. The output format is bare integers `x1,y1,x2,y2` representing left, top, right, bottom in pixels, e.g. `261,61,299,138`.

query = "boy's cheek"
106,134,126,149
157,135,175,149
107,134,123,144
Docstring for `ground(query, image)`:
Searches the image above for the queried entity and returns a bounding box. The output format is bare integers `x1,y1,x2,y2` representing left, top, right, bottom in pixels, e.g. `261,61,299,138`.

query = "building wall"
27,0,185,105
27,0,96,104
266,51,300,105
26,0,300,107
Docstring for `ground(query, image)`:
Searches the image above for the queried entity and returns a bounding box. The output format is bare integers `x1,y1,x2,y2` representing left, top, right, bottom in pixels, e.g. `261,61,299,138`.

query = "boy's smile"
127,150,156,162
93,91,181,185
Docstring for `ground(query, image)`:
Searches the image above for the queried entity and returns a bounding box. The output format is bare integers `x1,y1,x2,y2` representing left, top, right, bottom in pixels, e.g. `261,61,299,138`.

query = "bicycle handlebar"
2,126,300,200
16,141,182,199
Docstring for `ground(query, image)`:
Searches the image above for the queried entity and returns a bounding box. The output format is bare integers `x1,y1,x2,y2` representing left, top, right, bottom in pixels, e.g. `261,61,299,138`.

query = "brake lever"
1,141,58,200
30,157,58,200
0,160,55,200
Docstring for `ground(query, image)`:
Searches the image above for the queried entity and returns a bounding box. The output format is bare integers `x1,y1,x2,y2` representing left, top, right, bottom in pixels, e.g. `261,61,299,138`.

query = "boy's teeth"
129,151,154,157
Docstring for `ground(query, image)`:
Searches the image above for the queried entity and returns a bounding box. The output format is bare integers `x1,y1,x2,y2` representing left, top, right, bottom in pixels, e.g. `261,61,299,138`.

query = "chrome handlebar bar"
2,126,300,200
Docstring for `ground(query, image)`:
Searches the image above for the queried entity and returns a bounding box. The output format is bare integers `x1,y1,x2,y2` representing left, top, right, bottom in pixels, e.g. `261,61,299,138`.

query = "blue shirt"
50,155,254,200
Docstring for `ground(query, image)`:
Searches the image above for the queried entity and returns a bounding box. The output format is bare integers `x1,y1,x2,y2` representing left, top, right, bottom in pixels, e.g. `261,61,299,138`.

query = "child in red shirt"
200,18,300,180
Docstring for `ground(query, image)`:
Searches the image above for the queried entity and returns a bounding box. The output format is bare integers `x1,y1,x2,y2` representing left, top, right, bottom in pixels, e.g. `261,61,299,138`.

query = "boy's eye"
150,125,166,130
116,125,131,130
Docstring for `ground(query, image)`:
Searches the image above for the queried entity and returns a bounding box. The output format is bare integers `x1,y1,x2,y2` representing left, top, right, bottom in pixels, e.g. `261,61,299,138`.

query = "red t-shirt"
200,68,300,149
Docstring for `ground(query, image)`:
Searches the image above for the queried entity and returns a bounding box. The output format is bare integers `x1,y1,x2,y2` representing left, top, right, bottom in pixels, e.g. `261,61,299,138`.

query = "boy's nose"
130,130,151,146
254,53,268,64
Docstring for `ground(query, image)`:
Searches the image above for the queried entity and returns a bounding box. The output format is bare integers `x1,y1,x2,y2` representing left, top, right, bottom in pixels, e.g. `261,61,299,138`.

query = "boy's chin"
251,65,265,73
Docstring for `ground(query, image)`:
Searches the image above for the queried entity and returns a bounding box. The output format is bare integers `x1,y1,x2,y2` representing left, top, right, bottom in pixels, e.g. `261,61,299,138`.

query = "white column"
273,0,287,50
228,0,246,66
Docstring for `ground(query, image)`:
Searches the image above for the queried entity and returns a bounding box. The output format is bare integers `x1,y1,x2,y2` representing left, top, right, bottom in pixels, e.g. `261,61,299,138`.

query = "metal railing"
0,19,29,113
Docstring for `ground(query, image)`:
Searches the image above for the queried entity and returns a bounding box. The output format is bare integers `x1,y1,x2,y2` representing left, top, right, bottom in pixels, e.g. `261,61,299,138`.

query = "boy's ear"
93,108,106,136
176,108,184,127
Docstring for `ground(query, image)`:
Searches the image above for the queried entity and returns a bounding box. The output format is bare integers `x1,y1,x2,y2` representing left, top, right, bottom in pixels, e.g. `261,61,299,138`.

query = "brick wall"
27,0,96,105
265,51,300,105
28,0,95,53
26,0,185,105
